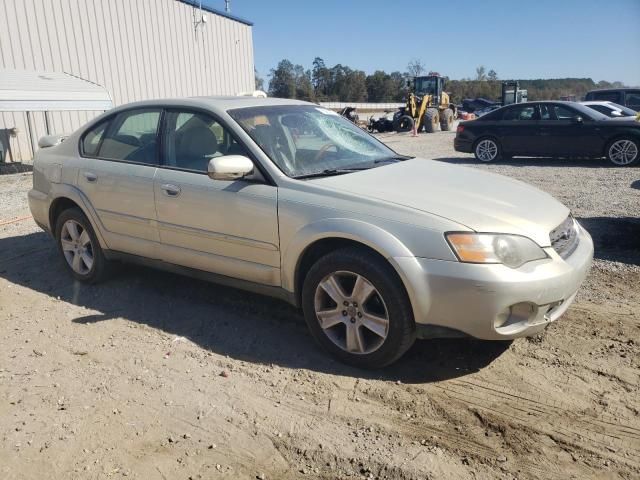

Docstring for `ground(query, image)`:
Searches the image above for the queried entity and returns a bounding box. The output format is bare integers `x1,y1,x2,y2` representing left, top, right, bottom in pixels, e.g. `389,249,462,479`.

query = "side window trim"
78,107,162,166
80,117,112,158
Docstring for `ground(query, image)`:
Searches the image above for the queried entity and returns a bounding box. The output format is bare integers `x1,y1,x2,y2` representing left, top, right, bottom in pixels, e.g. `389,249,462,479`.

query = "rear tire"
55,208,109,283
605,137,639,166
440,108,455,131
424,108,440,133
302,247,416,368
394,115,414,133
474,137,501,162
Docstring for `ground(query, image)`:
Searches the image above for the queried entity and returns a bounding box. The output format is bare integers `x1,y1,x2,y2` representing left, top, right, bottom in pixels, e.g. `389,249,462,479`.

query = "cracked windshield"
229,105,399,177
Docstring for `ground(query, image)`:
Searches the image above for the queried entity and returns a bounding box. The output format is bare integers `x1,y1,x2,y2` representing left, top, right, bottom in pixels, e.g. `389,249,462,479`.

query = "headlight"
446,233,548,268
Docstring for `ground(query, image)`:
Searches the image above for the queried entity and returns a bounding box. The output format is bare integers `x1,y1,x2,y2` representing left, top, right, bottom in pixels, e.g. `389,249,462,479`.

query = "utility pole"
225,0,230,12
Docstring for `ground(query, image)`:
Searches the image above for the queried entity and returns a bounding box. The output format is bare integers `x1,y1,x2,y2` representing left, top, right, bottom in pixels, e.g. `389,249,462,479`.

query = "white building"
0,0,255,161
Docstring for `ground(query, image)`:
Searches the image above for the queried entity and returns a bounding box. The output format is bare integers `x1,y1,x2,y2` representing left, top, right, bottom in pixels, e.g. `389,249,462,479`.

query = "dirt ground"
1,131,639,480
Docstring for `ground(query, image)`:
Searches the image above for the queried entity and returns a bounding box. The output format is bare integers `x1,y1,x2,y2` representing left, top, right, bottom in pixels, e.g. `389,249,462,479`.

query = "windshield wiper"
294,168,369,180
374,154,414,163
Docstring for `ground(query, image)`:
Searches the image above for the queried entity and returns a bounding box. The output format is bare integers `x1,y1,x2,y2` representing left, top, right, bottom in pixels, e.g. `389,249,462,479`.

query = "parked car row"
454,100,640,166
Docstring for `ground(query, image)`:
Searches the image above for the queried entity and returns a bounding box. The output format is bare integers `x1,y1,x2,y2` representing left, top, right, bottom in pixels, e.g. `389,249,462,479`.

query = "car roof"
101,96,314,116
587,88,640,93
498,101,584,108
504,100,577,105
580,101,617,107
484,100,608,119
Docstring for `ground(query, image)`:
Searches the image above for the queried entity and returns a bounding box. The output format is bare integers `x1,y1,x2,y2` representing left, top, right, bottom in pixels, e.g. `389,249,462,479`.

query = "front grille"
550,215,579,259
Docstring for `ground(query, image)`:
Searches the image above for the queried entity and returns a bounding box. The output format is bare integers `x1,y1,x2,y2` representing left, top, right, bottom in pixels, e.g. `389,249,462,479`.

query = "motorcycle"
367,110,397,133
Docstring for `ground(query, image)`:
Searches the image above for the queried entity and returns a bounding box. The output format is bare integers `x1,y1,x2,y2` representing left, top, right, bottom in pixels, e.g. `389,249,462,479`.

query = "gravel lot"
1,131,639,480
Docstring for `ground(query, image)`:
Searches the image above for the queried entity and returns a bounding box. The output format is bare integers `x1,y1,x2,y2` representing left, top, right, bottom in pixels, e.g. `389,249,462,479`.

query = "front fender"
281,218,433,322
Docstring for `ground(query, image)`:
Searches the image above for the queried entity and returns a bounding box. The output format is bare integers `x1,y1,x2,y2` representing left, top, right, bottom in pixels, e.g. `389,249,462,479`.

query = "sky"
219,0,640,86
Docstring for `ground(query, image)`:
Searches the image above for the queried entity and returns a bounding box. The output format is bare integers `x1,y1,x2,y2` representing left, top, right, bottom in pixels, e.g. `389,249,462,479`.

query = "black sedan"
454,101,640,166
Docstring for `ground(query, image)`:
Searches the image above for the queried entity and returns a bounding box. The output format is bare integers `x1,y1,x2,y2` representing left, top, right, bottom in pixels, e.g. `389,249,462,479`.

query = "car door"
497,104,540,155
537,104,602,157
154,109,280,286
77,108,161,257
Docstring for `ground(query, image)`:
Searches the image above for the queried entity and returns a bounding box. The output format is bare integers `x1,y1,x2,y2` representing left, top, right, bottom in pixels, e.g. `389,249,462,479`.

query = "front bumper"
392,225,594,340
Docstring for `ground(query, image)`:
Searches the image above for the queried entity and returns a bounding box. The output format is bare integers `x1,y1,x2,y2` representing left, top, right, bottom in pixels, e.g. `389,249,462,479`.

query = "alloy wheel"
608,140,638,166
476,139,498,162
60,219,94,275
313,271,389,354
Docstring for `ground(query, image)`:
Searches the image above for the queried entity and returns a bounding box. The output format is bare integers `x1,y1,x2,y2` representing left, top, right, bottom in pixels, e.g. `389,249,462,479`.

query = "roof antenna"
225,0,230,12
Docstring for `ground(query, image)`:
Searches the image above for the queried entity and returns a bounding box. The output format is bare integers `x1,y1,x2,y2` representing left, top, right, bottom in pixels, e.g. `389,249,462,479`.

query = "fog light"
494,302,537,329
494,307,511,329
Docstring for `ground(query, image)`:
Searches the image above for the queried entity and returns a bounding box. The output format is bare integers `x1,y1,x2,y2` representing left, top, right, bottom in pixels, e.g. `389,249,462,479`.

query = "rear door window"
502,105,537,121
539,104,553,120
96,109,161,164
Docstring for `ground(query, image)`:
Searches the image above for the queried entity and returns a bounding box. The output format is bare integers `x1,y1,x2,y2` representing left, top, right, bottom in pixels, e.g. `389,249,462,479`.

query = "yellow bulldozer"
393,74,457,133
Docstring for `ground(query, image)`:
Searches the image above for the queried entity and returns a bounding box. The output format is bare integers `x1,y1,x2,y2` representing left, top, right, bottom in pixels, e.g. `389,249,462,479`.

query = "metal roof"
177,0,253,26
0,69,113,112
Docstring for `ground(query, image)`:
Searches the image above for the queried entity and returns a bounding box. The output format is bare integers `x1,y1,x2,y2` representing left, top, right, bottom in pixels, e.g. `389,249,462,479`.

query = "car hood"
312,159,569,247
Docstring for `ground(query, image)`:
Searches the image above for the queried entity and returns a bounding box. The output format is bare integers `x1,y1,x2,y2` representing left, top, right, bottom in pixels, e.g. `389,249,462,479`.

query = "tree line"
257,58,627,104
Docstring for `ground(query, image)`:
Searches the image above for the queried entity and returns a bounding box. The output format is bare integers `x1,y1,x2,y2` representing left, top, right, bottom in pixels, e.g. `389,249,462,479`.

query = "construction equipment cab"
501,80,528,105
394,74,456,133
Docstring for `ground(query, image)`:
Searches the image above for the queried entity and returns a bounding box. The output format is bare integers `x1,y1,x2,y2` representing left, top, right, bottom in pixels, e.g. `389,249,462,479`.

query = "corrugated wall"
0,0,255,161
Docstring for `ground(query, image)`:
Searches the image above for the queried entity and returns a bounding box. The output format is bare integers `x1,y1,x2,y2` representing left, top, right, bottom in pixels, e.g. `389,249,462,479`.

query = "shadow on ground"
0,162,33,175
632,179,640,190
0,231,509,384
578,216,640,265
433,156,618,168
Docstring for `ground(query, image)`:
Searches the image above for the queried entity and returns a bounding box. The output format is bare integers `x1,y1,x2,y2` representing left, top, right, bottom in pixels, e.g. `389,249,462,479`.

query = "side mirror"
38,134,66,148
572,115,583,124
207,155,254,181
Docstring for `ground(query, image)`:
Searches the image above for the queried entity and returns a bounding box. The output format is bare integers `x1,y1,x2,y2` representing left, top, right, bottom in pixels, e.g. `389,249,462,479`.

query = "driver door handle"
83,171,97,182
161,184,181,197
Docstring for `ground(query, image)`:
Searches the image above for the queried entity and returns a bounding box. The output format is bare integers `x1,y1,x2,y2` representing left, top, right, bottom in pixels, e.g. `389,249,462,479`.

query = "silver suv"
29,97,593,367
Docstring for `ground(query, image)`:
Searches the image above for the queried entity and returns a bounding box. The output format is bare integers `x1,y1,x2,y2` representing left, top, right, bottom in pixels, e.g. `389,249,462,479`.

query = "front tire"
55,208,109,283
302,248,416,368
424,108,440,133
474,137,501,162
606,137,639,166
394,115,414,133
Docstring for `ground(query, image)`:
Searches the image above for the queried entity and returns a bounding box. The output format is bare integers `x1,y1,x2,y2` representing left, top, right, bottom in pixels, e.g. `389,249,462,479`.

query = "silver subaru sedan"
28,97,593,368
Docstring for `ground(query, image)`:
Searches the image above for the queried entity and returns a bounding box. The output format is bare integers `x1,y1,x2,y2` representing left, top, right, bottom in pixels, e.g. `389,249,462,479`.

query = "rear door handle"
161,183,181,197
84,171,97,182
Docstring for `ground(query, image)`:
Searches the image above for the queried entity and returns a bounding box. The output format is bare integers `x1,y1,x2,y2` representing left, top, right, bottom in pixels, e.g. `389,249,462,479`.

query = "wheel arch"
282,219,421,312
47,185,108,248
